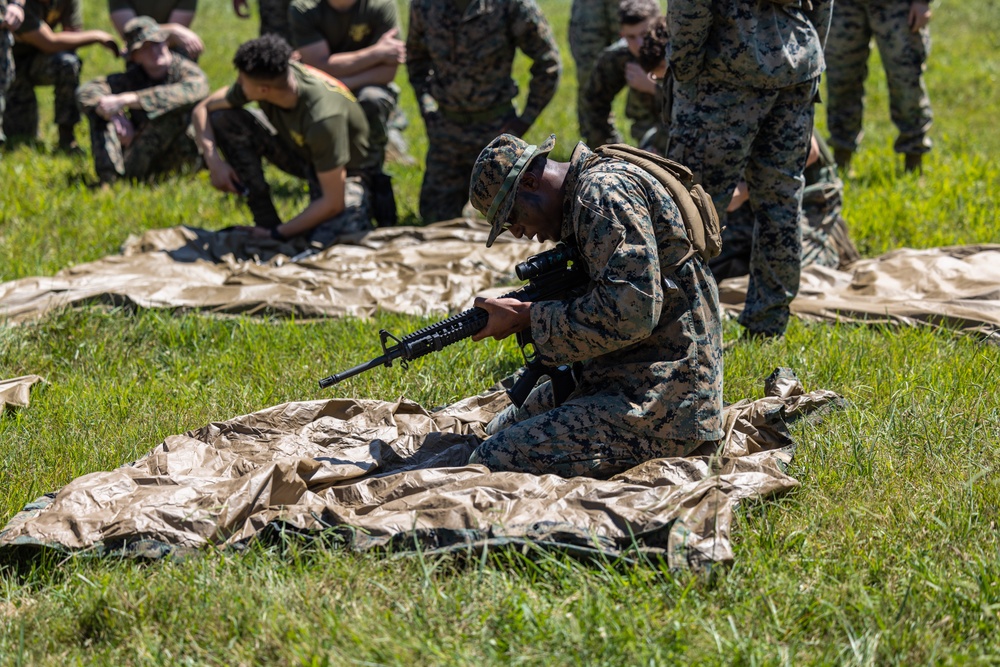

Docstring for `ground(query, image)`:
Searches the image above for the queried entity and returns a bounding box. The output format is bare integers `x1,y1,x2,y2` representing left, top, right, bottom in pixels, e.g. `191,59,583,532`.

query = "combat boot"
833,147,853,175
56,124,83,155
904,153,923,174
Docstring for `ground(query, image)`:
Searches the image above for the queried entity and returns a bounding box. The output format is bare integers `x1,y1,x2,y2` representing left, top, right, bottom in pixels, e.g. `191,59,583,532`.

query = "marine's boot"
370,171,398,227
247,193,282,229
56,124,82,155
833,147,853,175
904,153,923,174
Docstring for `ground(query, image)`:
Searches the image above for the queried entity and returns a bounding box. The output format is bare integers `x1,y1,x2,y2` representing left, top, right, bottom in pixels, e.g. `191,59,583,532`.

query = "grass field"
1,0,999,663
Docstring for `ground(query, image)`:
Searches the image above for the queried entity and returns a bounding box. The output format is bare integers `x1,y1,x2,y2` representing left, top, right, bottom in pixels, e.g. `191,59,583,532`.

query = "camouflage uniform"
5,0,82,140
579,38,663,153
258,0,291,41
468,136,724,479
825,0,933,156
0,1,13,145
289,0,399,173
712,131,857,281
406,0,561,223
211,62,371,238
667,0,832,336
569,0,618,137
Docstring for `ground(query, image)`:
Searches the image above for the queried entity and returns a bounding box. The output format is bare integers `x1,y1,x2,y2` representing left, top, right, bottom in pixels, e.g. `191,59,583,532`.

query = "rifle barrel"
318,355,391,389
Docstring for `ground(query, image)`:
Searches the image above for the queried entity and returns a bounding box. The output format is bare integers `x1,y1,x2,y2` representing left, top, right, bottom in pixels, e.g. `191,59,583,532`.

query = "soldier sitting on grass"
76,17,208,186
191,34,372,246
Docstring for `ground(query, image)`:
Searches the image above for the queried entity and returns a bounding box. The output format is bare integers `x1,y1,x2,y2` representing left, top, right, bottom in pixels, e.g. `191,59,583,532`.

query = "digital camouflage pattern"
469,140,723,478
3,51,80,139
825,0,933,156
77,50,209,182
712,130,855,282
258,0,291,41
406,0,560,221
579,38,662,152
569,0,619,135
666,0,830,335
209,107,372,238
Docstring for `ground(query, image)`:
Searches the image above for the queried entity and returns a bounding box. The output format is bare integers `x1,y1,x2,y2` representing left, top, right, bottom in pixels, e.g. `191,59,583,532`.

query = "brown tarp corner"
0,375,45,411
0,372,845,569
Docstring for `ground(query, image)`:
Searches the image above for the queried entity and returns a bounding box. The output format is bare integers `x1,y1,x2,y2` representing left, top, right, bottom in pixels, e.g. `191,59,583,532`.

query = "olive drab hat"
469,133,556,247
123,16,169,54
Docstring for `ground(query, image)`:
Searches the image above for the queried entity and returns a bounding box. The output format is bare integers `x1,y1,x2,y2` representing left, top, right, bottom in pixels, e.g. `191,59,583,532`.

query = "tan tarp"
0,375,44,411
0,219,538,325
720,245,1000,339
0,375,843,568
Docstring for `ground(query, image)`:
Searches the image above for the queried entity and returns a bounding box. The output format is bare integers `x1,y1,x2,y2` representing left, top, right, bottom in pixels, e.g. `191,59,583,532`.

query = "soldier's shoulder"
288,0,322,17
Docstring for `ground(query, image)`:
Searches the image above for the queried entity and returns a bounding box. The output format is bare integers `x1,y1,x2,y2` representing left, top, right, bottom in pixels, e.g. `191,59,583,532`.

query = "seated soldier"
289,0,405,226
108,0,203,61
466,133,723,479
579,0,664,154
5,0,118,150
191,35,371,246
77,17,208,185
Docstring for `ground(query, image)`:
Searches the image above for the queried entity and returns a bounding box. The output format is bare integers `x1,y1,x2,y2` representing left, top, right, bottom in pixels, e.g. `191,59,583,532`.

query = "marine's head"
233,34,293,101
619,0,661,59
124,17,172,78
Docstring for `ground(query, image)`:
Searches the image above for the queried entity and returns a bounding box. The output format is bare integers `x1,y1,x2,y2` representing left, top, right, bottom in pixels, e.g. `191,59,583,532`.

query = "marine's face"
621,17,656,58
237,72,269,102
132,40,172,80
504,191,561,244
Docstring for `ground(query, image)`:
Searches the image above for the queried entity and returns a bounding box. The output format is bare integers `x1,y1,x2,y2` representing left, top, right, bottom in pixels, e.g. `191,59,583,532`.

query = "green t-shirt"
288,0,397,53
225,62,369,173
13,0,82,58
107,0,197,24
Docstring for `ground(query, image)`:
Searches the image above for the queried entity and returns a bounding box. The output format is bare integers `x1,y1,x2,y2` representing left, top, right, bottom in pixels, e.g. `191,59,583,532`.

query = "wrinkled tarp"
0,375,44,411
0,219,538,325
720,245,1000,340
0,375,844,568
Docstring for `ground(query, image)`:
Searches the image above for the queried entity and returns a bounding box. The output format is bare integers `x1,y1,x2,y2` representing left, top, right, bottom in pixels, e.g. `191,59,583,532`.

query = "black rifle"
318,244,589,407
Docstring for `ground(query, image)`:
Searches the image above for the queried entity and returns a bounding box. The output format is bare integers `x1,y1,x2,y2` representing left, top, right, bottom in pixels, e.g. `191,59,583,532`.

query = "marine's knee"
52,53,81,79
356,85,396,116
208,107,248,133
468,435,515,471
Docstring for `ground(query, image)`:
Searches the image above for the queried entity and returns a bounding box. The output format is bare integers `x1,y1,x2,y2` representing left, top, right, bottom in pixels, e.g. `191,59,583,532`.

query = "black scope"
515,244,577,281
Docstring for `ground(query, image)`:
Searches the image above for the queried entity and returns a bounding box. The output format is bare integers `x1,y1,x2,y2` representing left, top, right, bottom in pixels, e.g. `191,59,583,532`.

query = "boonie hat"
124,16,169,54
469,133,556,247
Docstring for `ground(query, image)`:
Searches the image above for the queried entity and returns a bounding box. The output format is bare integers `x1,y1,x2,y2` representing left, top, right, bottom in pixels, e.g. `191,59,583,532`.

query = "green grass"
1,0,1000,663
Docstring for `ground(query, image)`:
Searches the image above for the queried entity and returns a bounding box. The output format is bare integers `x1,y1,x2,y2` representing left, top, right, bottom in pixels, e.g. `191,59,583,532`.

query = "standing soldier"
108,0,204,61
825,0,933,174
289,0,405,226
569,0,619,138
406,0,560,224
667,0,832,338
232,0,292,43
76,17,208,185
1,0,24,146
5,0,118,150
578,0,663,153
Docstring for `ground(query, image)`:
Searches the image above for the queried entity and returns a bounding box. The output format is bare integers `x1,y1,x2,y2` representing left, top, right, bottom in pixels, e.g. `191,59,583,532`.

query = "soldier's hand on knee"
471,297,532,342
908,1,931,32
208,162,243,194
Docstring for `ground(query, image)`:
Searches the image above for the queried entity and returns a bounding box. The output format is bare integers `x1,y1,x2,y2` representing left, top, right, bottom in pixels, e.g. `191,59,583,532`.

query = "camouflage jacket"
529,142,724,442
579,39,660,149
406,0,560,125
77,53,208,123
668,0,832,89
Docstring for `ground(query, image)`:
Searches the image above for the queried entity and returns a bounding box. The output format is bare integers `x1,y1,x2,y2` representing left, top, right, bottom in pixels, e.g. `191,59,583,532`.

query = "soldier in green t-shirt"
290,0,404,225
192,35,372,245
108,0,203,60
6,0,118,149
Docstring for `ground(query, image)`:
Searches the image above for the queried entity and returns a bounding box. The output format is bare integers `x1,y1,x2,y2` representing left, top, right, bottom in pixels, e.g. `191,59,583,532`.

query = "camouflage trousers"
3,51,81,139
209,107,372,238
669,75,817,336
0,29,12,145
85,107,200,183
825,0,932,155
419,108,512,223
355,83,397,173
568,0,619,136
470,379,710,479
258,0,292,42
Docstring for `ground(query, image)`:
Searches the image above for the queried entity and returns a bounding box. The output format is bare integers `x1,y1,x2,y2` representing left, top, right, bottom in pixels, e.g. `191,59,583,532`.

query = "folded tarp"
720,245,1000,339
0,374,844,569
0,375,44,411
0,219,538,325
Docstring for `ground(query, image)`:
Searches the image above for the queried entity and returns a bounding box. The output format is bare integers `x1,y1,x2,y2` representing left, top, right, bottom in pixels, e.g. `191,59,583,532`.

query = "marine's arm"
272,165,346,238
191,86,241,193
15,22,118,55
667,0,713,82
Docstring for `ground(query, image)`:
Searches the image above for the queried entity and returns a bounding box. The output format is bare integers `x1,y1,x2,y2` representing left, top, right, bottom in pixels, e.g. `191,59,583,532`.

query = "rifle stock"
318,244,588,402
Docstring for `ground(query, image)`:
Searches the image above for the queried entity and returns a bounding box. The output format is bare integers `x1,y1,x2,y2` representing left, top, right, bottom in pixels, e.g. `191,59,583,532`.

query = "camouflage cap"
124,16,169,55
469,133,556,247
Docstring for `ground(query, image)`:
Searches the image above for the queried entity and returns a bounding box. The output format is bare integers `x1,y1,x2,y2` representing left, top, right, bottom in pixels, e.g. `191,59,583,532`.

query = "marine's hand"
207,160,243,194
2,3,24,30
169,25,204,59
97,32,120,57
96,94,127,120
232,0,250,18
373,27,406,64
471,297,532,342
625,62,656,94
908,1,931,32
500,116,530,137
